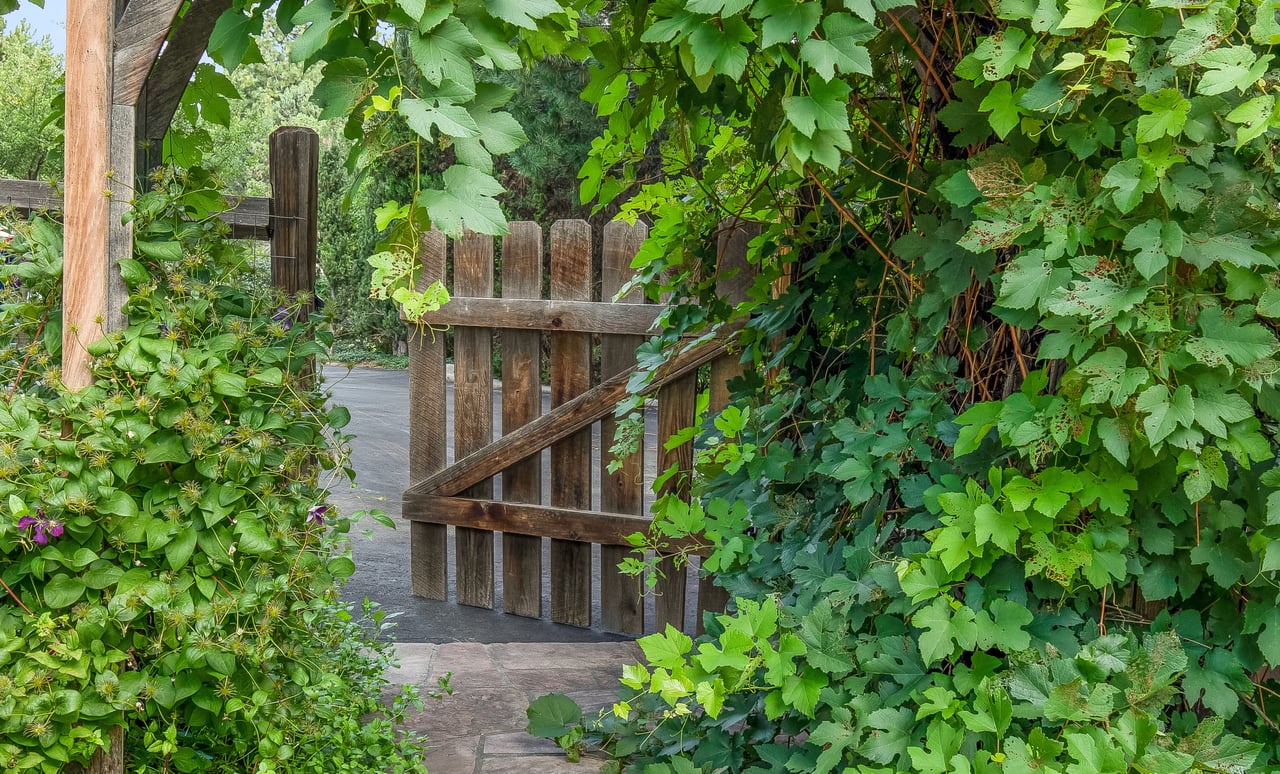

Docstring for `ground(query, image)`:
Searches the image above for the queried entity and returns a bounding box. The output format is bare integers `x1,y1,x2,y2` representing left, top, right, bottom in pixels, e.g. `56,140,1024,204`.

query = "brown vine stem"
1006,324,1029,380
806,171,922,294
0,575,34,616
884,10,952,104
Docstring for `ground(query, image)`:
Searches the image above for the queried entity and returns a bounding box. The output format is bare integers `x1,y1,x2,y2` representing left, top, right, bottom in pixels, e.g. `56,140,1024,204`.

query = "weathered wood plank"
404,333,731,499
500,222,544,618
0,179,62,211
654,373,696,633
697,219,758,634
454,231,496,609
405,296,661,334
63,0,114,390
408,231,449,600
404,496,707,552
599,220,648,635
137,0,232,166
223,196,271,240
549,220,593,628
113,0,184,106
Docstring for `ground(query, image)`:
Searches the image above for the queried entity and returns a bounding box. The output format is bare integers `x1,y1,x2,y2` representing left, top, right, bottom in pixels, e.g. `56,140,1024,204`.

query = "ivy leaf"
976,599,1034,651
781,669,827,717
913,597,978,665
784,78,852,137
485,0,563,30
408,18,481,91
1225,95,1277,145
1135,384,1194,445
688,16,754,80
974,503,1025,552
1101,158,1157,214
312,57,369,120
996,252,1071,309
857,707,913,766
980,82,1024,139
1196,46,1271,96
1059,0,1106,28
1186,307,1279,371
415,165,508,237
1122,218,1179,279
638,624,694,670
1135,89,1190,143
799,14,875,80
399,97,481,139
752,0,821,49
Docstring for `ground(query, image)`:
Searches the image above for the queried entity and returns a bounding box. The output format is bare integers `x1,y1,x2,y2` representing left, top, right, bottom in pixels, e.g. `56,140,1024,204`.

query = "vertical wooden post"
454,232,496,608
549,220,594,627
409,232,449,599
599,221,648,635
697,219,759,635
269,127,319,317
501,223,545,618
63,0,114,389
65,4,128,770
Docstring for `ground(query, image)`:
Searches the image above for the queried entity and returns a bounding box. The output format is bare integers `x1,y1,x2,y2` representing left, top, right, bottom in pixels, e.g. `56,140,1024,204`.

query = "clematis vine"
17,509,63,546
307,504,328,526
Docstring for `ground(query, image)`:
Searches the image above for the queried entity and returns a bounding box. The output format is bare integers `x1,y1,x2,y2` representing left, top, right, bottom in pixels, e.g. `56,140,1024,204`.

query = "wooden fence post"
269,127,319,316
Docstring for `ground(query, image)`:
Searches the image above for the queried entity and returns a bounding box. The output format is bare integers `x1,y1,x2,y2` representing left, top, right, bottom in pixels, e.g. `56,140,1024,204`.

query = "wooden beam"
268,128,319,311
405,296,661,334
64,0,114,390
403,496,707,554
0,179,61,211
113,0,185,106
0,179,271,240
404,333,731,498
138,0,231,151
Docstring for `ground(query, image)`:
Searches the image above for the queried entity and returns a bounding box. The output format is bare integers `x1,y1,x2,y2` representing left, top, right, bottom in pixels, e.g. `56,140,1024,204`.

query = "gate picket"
549,220,594,627
409,231,448,600
500,223,544,618
454,232,495,608
599,221,648,635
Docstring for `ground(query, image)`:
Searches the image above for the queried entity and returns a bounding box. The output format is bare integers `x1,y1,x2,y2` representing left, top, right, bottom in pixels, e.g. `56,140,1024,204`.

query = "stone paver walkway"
389,641,641,773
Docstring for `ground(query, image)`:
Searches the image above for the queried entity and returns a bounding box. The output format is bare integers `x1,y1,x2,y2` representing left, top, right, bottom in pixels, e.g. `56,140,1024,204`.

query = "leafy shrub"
0,167,427,772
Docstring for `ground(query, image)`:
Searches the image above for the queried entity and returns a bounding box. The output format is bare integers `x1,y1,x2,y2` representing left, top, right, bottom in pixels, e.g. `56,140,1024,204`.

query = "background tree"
0,18,61,180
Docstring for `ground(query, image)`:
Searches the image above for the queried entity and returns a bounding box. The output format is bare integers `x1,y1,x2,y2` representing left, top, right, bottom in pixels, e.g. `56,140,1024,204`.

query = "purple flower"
272,307,293,331
17,509,63,546
307,505,329,526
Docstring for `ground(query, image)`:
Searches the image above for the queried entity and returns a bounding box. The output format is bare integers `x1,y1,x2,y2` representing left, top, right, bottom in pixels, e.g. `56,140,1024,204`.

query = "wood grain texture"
63,0,114,390
599,220,648,635
405,334,730,498
655,373,696,633
106,105,135,334
698,219,758,634
403,496,706,552
268,127,319,314
453,231,496,609
408,231,448,599
406,296,660,334
549,220,593,628
0,181,270,240
500,222,544,618
137,0,231,157
112,0,184,106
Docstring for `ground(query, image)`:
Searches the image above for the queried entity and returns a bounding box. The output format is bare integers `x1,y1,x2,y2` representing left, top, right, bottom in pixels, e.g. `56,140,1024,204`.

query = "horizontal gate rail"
404,332,732,498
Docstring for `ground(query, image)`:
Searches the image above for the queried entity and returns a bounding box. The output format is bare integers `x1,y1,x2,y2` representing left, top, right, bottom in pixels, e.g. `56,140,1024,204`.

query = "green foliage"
0,18,62,180
0,168,427,772
207,0,1280,771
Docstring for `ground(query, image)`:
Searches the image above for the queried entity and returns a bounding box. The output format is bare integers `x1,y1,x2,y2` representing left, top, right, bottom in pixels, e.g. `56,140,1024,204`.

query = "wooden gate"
401,219,754,635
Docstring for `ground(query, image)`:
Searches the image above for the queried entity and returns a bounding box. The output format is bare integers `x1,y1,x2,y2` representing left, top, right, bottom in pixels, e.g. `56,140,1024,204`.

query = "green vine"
0,167,430,772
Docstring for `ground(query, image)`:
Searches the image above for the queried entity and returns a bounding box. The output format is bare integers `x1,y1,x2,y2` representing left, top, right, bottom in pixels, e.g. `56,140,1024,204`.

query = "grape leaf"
415,165,508,237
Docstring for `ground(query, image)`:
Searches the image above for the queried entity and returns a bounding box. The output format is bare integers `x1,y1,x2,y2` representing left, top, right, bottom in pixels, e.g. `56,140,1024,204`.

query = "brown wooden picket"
402,219,753,636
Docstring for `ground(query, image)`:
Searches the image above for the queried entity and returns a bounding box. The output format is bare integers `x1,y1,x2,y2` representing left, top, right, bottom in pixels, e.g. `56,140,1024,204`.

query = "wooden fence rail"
403,218,756,636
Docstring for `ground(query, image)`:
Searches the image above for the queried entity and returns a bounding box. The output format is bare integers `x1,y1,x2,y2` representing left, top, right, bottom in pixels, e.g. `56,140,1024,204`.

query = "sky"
8,0,66,54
